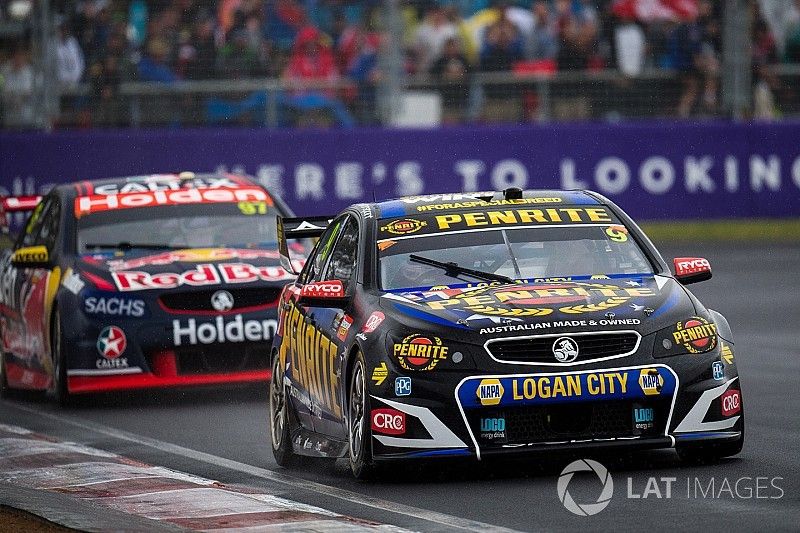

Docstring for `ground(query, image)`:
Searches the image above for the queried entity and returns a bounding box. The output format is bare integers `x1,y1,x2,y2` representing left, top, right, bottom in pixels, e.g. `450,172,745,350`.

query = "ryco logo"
301,280,344,298
557,459,614,516
371,408,406,435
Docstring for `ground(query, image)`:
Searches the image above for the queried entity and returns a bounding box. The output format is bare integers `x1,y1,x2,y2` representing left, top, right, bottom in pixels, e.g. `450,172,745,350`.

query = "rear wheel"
270,354,297,467
347,353,375,479
0,347,10,398
50,310,71,406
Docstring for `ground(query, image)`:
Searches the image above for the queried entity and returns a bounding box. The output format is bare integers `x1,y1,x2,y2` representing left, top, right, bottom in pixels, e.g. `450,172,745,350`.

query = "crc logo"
96,326,127,359
477,378,504,406
721,389,741,416
638,368,664,396
552,337,579,363
211,290,234,312
557,459,614,516
371,408,406,435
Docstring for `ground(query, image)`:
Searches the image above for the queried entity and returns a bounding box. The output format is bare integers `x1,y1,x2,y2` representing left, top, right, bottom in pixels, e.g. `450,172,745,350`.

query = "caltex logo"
557,459,614,516
96,326,127,359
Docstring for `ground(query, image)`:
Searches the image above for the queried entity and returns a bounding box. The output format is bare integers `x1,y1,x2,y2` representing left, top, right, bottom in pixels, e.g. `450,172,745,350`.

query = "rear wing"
2,195,41,213
277,215,333,274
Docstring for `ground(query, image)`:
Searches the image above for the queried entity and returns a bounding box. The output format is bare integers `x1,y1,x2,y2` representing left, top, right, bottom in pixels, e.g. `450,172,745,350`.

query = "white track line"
7,402,520,533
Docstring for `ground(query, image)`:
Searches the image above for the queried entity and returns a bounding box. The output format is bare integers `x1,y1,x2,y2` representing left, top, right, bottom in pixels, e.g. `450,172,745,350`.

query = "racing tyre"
270,354,298,467
677,418,745,463
347,353,375,479
0,348,10,398
50,310,72,406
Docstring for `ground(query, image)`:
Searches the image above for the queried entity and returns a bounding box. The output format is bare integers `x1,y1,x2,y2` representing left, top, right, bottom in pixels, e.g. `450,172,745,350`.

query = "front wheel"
347,353,375,479
270,354,297,467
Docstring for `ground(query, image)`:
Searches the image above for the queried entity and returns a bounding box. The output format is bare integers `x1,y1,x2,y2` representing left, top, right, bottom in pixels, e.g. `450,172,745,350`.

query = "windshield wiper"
409,254,515,284
84,242,184,251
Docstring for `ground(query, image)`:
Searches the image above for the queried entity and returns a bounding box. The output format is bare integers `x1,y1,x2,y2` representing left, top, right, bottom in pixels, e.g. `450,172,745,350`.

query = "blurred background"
0,0,798,225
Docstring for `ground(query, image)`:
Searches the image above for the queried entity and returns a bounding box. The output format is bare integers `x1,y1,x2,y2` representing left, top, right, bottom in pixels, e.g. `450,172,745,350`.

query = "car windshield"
378,207,653,291
76,202,281,253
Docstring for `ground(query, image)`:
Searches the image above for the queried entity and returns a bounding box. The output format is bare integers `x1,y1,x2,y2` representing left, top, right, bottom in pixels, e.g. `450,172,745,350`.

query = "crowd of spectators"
1,0,798,128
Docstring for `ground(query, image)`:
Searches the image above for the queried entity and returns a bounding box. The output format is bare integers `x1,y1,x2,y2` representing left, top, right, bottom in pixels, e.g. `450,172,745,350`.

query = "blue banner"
2,121,799,220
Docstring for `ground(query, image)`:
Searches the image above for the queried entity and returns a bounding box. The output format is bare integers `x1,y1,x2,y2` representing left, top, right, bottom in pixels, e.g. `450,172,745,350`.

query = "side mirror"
297,279,350,308
673,257,712,285
11,245,52,269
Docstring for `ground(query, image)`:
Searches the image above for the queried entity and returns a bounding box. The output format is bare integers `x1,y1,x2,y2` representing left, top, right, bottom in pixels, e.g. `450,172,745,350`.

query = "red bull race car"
0,173,303,404
268,189,743,478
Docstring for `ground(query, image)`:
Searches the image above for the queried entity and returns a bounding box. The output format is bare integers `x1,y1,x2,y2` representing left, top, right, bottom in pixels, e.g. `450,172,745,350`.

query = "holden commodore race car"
0,173,304,404
269,188,743,478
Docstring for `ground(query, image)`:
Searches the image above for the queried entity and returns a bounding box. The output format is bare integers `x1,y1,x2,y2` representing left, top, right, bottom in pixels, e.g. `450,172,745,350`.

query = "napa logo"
477,378,504,406
638,368,664,396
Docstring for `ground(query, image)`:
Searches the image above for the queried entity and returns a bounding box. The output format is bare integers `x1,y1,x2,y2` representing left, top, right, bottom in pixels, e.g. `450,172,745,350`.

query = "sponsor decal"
301,280,344,298
672,317,718,354
371,362,388,386
172,315,277,346
377,240,396,251
84,294,146,317
393,334,449,371
477,378,504,406
414,196,564,212
96,326,128,369
434,207,613,231
371,408,406,435
674,257,711,277
211,290,234,312
395,376,411,396
380,218,427,236
106,248,280,271
721,343,734,365
633,407,655,430
112,263,291,291
92,176,242,195
337,314,353,341
721,389,741,416
361,311,385,333
552,337,579,363
479,417,507,441
423,281,654,317
459,367,676,409
479,318,641,335
712,361,724,381
638,368,664,396
75,186,270,216
278,302,341,417
605,225,629,242
61,269,85,295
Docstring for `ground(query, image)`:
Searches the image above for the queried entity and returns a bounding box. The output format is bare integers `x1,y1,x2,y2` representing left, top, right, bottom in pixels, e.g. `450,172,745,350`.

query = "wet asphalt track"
1,242,799,532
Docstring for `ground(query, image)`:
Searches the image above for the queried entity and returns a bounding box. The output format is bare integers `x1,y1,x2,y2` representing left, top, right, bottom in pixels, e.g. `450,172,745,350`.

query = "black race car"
269,189,743,478
0,173,304,404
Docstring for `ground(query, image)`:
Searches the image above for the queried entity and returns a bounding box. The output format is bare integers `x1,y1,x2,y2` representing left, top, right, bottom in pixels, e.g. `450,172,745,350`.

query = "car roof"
70,172,257,195
372,189,601,219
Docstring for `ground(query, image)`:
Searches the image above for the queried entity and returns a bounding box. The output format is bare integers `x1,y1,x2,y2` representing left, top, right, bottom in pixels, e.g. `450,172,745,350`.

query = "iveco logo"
552,337,579,363
211,290,234,312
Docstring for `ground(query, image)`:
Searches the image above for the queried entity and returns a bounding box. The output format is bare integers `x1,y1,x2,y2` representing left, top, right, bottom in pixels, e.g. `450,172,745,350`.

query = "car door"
307,215,360,438
3,195,62,385
284,217,346,431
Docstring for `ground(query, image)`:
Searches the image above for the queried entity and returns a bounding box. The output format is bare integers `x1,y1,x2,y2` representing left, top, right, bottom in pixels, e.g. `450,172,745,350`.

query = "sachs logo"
638,368,664,396
393,334,449,371
552,337,579,363
96,326,127,359
381,218,427,236
477,378,504,406
211,290,234,312
673,316,718,354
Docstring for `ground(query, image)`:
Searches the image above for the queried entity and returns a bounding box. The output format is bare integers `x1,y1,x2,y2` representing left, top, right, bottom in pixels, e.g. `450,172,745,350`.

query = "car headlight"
652,315,719,358
385,331,476,371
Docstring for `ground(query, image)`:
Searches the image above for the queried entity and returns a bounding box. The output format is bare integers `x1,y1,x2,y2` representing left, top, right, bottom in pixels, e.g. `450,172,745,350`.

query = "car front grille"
468,400,669,448
159,287,281,313
486,332,639,364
